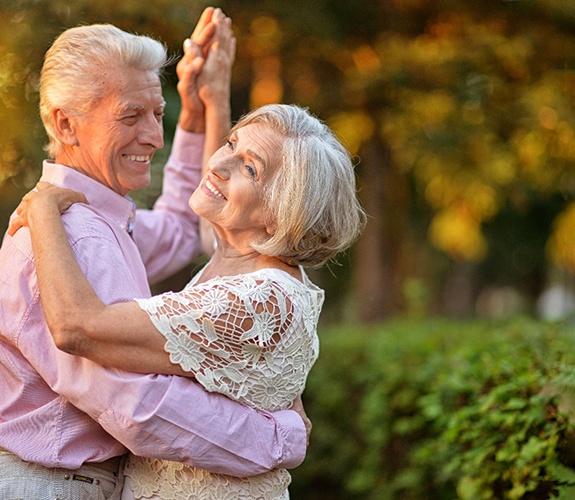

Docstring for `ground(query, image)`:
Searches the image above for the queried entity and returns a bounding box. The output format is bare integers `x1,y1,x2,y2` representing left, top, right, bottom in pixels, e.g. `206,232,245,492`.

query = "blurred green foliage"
291,318,575,499
2,0,575,319
3,4,575,499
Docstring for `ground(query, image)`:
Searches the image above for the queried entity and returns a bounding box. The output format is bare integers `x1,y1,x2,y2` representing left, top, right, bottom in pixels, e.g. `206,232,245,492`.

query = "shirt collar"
40,160,136,234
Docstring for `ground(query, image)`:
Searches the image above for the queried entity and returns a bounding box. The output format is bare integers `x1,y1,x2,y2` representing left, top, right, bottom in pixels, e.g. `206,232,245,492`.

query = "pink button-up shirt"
0,127,306,476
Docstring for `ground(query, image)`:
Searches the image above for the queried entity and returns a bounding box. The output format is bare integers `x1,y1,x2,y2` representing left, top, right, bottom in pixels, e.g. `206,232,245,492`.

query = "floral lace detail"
124,457,291,499
126,267,323,499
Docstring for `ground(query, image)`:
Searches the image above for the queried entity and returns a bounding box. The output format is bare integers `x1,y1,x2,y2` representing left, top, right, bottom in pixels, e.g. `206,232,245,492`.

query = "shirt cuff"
169,126,205,167
273,409,307,469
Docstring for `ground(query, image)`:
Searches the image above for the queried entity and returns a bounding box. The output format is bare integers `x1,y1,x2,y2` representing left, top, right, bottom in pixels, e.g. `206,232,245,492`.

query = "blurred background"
5,2,575,498
2,0,575,322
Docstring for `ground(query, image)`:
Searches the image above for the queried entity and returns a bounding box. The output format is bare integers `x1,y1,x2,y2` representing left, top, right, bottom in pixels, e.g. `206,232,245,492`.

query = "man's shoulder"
61,204,119,243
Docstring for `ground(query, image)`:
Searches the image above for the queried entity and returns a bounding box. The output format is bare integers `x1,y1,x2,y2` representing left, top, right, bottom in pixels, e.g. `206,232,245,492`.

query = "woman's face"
190,122,284,242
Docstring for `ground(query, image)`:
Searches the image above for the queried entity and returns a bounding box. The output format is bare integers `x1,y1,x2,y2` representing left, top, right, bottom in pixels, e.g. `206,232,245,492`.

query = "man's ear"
52,108,79,147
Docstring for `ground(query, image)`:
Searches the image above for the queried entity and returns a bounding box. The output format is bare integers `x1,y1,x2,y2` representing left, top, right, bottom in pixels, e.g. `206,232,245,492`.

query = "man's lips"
123,154,152,163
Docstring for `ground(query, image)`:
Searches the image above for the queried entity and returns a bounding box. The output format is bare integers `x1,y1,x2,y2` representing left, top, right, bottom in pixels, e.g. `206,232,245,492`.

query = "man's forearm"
87,374,308,476
136,129,204,283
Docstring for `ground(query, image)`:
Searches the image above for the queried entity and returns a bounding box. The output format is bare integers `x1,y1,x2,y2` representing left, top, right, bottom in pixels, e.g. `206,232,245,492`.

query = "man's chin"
120,177,151,196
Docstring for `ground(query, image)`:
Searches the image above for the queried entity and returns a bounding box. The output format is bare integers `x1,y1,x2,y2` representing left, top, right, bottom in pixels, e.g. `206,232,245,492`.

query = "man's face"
60,66,165,196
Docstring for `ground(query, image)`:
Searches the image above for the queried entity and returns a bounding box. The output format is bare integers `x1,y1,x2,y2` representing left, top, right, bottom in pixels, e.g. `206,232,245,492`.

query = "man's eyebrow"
120,104,145,113
119,101,166,113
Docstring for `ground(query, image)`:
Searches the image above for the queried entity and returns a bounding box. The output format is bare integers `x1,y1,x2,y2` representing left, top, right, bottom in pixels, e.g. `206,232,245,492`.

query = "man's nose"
140,115,164,149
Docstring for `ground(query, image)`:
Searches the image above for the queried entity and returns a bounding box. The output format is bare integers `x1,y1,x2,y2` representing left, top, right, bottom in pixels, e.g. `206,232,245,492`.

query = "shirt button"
64,474,70,480
95,479,100,485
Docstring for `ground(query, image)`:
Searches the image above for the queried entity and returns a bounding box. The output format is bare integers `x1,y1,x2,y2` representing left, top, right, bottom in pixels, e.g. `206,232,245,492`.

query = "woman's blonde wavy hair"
233,104,367,268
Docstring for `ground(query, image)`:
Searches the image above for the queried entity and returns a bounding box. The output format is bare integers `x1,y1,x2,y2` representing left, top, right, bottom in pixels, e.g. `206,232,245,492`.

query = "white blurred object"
537,285,575,321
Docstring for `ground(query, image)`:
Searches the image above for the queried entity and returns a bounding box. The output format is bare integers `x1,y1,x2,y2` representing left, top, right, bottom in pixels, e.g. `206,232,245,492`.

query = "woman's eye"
226,140,235,151
245,164,257,178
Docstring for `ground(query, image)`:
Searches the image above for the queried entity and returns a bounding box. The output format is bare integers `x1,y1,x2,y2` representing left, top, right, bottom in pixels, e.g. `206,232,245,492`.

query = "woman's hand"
290,396,313,448
8,181,88,236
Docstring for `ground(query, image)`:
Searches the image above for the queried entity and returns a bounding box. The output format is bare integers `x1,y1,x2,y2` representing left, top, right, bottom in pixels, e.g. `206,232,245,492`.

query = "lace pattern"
123,458,291,499
125,266,323,499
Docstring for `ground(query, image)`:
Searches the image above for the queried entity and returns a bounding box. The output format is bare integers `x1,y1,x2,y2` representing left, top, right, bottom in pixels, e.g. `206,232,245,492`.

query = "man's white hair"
40,24,168,158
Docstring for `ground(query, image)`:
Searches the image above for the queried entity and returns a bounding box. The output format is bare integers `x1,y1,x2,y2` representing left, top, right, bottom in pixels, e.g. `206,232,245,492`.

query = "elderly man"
0,8,307,500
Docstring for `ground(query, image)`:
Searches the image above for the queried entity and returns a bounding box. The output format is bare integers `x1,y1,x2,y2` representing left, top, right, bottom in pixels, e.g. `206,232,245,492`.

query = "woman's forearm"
26,199,191,377
27,200,107,354
202,98,230,169
200,101,230,256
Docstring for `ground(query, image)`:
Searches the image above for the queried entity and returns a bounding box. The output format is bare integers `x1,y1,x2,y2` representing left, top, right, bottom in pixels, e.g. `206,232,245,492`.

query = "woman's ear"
266,220,277,236
52,109,79,147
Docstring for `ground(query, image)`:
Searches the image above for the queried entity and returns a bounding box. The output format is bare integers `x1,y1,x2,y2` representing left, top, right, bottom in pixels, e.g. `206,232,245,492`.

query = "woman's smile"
203,178,226,200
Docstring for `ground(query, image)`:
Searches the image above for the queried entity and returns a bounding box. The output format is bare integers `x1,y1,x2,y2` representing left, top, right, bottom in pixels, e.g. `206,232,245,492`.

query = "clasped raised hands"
177,7,236,132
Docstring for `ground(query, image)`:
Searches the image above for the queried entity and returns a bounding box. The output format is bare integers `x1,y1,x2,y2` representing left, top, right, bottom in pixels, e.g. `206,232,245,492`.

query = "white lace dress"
121,265,323,500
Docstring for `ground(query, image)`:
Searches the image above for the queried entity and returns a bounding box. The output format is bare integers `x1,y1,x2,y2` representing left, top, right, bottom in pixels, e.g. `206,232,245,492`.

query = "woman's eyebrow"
246,149,266,167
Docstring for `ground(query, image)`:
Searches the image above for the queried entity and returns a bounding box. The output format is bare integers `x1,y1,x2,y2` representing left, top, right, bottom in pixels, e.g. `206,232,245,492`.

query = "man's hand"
176,7,235,133
189,6,217,58
176,38,206,133
176,6,219,132
290,396,312,448
197,9,236,107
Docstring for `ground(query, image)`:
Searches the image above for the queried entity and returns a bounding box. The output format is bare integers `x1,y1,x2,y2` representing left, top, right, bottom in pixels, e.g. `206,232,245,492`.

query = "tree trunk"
353,135,409,322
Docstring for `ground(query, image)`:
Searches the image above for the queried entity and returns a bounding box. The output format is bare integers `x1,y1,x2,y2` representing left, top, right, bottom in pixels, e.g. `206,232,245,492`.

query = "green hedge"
290,318,575,499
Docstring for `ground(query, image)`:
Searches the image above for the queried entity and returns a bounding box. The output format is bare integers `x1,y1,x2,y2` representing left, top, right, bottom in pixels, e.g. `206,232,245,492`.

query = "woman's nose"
210,157,232,180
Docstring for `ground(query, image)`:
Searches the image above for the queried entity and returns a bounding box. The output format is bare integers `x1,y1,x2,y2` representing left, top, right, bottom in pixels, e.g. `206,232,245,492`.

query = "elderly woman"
11,104,366,499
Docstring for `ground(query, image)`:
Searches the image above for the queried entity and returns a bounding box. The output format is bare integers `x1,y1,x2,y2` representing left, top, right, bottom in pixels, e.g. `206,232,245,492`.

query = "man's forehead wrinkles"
118,100,166,113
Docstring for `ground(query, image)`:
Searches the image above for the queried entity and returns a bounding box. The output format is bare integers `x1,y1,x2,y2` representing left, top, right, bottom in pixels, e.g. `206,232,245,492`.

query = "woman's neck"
198,246,301,283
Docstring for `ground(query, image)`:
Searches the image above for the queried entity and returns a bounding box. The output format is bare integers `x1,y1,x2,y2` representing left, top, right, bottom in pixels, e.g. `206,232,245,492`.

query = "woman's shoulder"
196,266,323,296
254,267,323,293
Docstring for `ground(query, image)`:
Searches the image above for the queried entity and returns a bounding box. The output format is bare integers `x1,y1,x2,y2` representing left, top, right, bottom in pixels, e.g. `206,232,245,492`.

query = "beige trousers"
0,450,125,500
